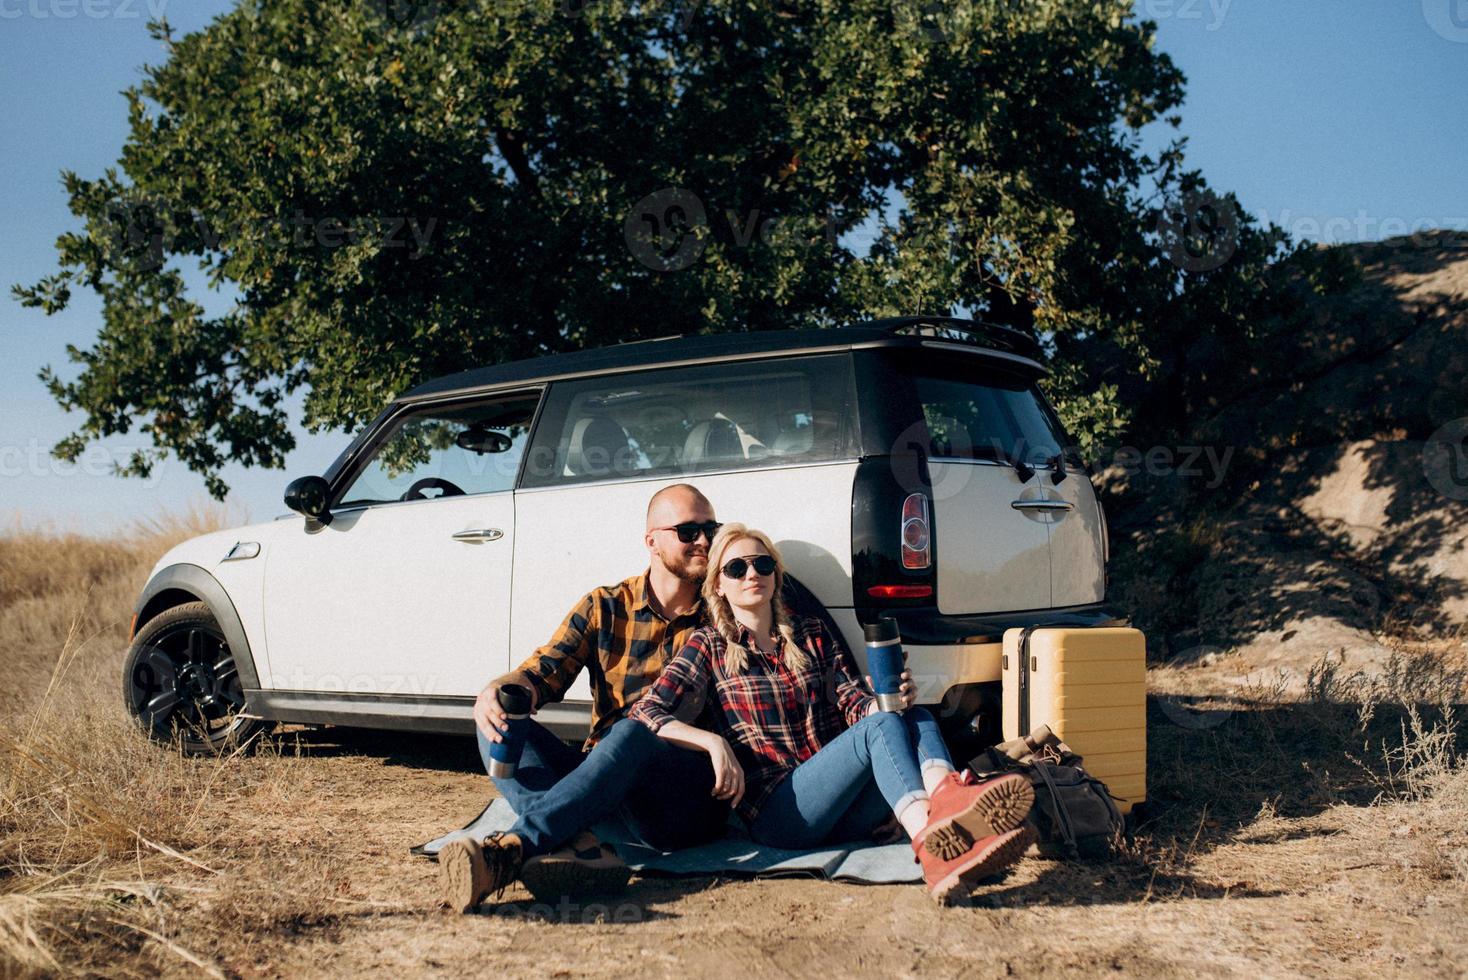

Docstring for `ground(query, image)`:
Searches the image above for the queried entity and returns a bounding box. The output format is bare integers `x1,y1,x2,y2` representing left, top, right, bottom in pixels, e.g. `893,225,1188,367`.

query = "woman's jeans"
748,707,955,849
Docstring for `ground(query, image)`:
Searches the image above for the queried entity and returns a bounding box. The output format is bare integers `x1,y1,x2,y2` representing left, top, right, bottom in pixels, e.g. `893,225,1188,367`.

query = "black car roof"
399,316,1045,401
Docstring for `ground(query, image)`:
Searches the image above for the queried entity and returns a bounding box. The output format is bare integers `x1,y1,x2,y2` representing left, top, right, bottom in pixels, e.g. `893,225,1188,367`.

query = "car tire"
122,601,268,755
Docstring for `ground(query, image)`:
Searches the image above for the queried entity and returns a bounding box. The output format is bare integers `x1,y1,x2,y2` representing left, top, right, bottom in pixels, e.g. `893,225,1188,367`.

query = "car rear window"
519,353,858,488
895,354,1076,467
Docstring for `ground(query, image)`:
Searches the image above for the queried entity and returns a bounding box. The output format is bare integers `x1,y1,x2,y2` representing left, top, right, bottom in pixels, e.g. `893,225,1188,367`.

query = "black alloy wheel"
122,601,266,754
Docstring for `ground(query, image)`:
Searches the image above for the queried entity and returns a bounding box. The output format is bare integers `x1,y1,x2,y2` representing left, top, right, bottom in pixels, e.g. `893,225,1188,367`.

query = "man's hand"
706,735,746,808
474,678,535,742
865,668,918,715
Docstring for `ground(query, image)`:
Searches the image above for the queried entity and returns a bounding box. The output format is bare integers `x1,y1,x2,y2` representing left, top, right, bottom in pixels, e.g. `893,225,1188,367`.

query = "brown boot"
438,831,524,913
519,831,631,901
920,771,1034,861
914,825,1036,905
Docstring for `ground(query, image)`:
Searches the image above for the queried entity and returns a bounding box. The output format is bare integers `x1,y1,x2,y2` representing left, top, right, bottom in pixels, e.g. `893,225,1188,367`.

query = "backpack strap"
1032,761,1080,860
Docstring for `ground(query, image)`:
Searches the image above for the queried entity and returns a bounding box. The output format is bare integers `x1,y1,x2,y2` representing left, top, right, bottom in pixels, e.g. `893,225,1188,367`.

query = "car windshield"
335,395,539,506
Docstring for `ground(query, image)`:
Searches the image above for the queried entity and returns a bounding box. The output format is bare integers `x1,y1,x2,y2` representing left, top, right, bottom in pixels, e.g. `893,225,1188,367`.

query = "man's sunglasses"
720,555,777,579
653,521,722,544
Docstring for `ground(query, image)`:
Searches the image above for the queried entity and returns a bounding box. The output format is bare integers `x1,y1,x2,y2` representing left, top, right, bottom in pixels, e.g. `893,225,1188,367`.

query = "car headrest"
566,416,632,477
771,427,815,456
682,418,743,469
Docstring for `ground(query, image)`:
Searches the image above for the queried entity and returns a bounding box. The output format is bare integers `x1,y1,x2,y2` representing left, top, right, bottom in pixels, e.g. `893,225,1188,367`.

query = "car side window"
520,354,857,488
335,393,541,507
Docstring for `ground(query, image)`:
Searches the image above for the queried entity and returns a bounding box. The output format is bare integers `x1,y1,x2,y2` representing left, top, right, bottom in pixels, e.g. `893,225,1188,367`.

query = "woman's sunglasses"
720,555,777,579
653,521,722,544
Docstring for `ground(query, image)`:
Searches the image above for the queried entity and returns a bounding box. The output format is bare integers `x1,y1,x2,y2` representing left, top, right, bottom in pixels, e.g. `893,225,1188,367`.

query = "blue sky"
2,1,1465,530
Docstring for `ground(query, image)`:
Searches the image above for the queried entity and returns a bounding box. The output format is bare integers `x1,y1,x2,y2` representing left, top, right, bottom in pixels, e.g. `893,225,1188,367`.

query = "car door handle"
1010,499,1074,512
451,528,505,542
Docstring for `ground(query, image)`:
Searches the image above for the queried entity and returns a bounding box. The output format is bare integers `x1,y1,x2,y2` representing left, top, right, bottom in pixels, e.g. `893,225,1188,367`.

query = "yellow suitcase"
1001,626,1147,814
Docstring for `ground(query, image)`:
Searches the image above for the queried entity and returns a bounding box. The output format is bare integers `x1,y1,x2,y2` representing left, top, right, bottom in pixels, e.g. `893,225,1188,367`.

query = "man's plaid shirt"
628,616,874,823
507,572,705,749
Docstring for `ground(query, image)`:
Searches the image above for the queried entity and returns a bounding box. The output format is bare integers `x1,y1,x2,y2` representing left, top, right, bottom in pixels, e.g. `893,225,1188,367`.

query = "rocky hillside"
1105,232,1468,690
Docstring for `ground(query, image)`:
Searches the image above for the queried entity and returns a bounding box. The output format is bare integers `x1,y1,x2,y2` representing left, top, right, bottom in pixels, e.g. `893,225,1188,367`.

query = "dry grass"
1,514,1465,977
0,507,331,976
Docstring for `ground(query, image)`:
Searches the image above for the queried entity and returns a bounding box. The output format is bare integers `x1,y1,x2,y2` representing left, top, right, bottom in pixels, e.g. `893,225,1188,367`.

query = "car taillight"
867,584,934,599
900,493,931,569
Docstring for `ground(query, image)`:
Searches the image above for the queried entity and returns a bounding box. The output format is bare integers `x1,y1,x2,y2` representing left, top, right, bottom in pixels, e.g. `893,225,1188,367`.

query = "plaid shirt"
629,616,874,824
506,572,705,749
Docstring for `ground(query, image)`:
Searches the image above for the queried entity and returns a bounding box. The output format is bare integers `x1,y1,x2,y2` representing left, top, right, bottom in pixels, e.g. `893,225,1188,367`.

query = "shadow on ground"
266,725,486,774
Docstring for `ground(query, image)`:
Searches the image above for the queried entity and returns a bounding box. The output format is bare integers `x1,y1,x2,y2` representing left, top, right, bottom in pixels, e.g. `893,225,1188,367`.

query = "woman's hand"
706,735,746,808
864,669,918,715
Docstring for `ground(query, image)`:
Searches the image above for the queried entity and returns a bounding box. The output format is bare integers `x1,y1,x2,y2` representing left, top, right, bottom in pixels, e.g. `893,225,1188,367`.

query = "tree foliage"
15,0,1345,496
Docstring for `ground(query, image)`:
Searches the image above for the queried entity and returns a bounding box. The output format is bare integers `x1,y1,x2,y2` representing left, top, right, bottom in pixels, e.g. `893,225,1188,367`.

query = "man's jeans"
479,716,728,858
748,707,954,849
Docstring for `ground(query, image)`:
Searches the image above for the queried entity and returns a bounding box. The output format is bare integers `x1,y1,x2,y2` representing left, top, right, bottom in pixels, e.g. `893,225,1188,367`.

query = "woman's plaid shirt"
629,616,874,823
506,573,705,749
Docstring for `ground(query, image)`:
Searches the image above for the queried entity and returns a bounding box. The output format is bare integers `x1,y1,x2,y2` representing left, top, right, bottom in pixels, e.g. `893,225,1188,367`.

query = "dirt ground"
180,723,1467,980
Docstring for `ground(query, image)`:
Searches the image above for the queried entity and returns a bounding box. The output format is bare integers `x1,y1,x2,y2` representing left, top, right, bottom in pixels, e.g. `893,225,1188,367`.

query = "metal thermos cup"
486,683,533,778
863,617,907,713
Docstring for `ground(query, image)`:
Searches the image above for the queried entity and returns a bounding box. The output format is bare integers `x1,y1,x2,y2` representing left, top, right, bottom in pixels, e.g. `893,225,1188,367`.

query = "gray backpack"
969,724,1124,860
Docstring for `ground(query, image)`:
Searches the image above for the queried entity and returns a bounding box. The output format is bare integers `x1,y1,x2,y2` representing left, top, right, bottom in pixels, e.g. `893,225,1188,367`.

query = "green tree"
14,0,1329,496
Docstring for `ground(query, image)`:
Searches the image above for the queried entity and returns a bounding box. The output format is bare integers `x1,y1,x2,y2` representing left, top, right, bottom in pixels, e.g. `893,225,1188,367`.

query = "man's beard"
663,550,708,585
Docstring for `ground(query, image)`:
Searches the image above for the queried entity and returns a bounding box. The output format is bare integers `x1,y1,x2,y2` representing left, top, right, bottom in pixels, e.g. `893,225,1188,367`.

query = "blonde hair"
702,523,809,674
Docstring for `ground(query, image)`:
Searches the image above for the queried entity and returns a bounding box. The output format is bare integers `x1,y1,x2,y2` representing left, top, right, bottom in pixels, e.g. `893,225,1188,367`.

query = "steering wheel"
402,477,466,501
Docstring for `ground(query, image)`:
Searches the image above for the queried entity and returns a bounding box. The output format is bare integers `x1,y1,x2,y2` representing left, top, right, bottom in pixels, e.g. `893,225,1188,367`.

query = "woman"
629,524,1036,904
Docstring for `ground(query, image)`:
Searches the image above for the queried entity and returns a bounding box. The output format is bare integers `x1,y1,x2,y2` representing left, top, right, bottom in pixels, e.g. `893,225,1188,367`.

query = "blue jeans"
480,716,728,858
748,707,955,849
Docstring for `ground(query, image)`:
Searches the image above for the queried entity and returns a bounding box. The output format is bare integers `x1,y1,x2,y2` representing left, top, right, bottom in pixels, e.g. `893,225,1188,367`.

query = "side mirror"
284,475,333,526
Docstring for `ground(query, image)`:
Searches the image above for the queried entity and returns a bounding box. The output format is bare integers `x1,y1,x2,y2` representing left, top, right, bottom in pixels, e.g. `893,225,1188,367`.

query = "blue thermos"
486,683,533,778
863,617,906,713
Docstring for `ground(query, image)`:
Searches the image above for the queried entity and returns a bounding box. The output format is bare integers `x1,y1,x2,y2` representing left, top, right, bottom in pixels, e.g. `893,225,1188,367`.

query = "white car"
123,317,1117,755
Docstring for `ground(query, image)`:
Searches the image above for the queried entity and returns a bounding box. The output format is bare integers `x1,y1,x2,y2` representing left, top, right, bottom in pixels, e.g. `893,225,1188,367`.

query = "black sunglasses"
720,554,777,579
653,521,722,544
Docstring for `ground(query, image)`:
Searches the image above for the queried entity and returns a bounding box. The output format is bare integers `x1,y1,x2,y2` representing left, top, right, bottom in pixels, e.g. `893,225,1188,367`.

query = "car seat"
566,416,633,477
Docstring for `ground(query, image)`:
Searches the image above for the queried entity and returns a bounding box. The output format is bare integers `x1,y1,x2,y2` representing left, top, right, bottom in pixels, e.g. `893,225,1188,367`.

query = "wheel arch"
133,564,263,695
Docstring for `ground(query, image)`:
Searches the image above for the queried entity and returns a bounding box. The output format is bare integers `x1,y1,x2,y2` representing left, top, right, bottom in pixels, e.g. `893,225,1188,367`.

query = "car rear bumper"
831,603,1127,703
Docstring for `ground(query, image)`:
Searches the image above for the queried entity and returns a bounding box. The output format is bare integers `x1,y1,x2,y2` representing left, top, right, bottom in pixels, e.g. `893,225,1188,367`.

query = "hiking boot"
914,824,1036,905
519,831,631,902
920,770,1034,861
438,831,524,913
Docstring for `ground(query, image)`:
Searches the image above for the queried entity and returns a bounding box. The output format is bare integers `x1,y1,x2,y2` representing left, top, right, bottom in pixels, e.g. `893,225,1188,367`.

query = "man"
438,484,731,912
